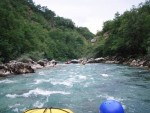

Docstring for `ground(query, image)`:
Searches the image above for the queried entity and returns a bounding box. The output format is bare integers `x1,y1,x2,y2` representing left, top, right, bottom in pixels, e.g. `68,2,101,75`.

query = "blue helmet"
99,100,124,113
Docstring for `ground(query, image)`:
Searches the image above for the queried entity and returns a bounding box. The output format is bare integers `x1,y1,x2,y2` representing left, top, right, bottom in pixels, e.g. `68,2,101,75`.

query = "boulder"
31,63,43,69
87,58,96,63
95,57,105,63
51,60,58,64
130,60,139,66
143,60,150,68
138,61,146,67
0,64,7,69
37,60,46,67
42,60,58,67
105,61,116,64
87,57,105,63
0,64,11,76
122,58,133,65
114,57,125,64
14,62,34,74
70,59,80,63
6,62,34,74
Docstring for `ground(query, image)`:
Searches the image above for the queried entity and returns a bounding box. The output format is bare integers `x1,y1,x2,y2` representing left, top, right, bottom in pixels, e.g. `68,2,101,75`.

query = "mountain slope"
0,0,94,62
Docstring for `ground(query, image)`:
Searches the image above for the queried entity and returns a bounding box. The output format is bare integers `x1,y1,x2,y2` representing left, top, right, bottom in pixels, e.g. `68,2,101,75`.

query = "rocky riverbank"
1,56,149,76
0,59,57,76
70,56,150,69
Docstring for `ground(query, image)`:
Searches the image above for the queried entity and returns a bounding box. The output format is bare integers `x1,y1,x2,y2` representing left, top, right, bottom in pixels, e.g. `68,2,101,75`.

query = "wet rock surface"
70,56,150,70
0,59,58,76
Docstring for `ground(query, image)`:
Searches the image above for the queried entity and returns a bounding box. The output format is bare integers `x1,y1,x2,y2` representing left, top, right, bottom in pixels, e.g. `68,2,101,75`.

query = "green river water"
0,63,150,113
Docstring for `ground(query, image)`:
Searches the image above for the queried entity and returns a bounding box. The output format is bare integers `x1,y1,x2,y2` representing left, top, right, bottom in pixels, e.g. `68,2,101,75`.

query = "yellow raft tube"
24,108,73,113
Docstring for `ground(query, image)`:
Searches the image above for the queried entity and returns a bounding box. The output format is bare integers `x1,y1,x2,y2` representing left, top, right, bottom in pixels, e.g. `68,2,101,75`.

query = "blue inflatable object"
99,100,124,113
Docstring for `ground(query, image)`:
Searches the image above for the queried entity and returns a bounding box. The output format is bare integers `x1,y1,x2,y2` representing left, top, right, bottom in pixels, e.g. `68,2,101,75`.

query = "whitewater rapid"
0,63,150,113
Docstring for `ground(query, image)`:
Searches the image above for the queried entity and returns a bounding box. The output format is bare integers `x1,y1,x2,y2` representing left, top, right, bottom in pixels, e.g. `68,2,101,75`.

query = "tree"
94,0,150,57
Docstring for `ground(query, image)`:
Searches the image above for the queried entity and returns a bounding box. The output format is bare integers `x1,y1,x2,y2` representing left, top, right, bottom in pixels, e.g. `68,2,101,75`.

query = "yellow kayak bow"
24,108,73,113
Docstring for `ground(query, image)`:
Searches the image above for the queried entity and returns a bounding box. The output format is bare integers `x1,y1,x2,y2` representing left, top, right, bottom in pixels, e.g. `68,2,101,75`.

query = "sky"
33,0,145,34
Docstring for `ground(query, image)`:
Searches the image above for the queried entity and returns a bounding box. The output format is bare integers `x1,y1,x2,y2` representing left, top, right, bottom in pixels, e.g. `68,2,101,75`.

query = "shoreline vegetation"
0,56,149,76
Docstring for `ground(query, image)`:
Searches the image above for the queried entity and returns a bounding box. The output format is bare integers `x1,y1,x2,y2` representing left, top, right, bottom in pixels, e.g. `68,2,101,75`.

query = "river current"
0,63,150,113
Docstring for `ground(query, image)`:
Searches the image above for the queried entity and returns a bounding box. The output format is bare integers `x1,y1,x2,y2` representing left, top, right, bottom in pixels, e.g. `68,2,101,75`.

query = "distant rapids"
0,63,150,113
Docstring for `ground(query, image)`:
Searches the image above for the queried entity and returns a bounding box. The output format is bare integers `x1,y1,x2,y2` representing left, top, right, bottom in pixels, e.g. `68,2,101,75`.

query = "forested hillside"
0,0,94,63
94,0,150,58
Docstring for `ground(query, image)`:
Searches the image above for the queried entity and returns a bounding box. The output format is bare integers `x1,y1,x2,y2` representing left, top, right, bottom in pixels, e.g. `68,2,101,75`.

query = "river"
0,63,150,113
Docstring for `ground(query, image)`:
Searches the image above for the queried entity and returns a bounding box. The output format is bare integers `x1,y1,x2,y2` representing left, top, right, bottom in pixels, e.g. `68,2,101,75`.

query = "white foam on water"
98,94,124,101
78,75,87,80
12,108,19,113
98,94,115,100
122,104,126,110
22,88,70,97
38,71,45,75
69,71,77,75
129,86,137,89
101,74,109,77
76,65,81,68
90,77,94,80
67,77,79,84
106,96,115,100
83,83,90,87
6,88,70,98
60,69,67,72
0,79,16,84
33,101,44,108
20,108,27,112
9,104,21,108
51,76,78,87
34,79,51,84
6,94,18,98
88,98,94,102
51,81,72,87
